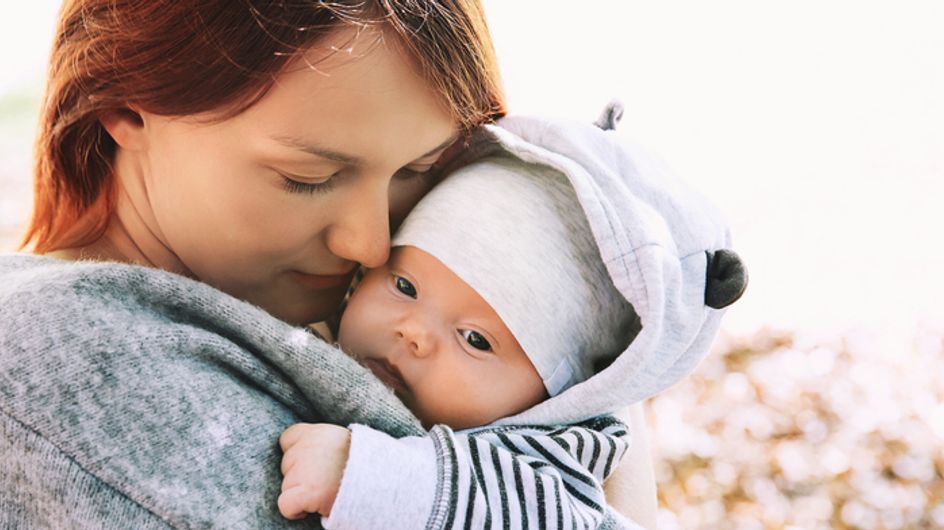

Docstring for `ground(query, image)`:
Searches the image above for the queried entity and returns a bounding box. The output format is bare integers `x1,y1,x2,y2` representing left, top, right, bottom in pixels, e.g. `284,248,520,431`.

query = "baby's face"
337,245,547,429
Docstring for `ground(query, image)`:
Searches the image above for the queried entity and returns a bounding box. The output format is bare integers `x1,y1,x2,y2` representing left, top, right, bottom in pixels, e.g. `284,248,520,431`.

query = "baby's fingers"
280,446,300,476
277,484,319,520
279,423,316,450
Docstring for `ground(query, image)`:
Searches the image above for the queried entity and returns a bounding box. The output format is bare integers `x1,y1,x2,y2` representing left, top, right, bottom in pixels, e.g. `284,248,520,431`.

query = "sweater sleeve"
322,424,440,530
325,416,632,530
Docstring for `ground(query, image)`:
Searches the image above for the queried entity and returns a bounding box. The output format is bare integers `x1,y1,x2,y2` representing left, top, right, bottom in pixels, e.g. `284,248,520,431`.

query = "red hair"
23,0,505,252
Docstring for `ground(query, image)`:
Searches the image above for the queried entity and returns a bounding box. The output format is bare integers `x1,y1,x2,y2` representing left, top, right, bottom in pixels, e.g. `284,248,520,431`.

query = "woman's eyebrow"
269,135,359,164
269,132,460,164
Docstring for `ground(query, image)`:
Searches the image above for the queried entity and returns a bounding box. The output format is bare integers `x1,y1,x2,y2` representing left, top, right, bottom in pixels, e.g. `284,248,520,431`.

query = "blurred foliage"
648,327,944,529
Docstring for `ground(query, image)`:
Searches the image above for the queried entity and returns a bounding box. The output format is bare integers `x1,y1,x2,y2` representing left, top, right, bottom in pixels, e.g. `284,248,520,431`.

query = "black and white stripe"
424,416,629,530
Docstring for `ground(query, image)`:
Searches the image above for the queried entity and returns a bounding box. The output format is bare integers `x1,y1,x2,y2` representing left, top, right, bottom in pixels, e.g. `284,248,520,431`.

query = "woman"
1,1,656,528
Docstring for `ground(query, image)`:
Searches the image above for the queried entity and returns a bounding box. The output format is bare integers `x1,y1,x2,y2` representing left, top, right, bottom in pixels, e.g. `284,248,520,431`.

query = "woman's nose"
324,181,391,268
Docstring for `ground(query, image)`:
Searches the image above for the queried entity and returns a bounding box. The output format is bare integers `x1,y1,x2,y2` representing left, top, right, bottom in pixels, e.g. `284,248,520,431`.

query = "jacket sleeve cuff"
321,424,438,530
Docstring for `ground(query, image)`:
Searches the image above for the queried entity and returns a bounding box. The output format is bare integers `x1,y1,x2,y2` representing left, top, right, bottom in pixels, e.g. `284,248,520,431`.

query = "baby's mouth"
364,358,409,394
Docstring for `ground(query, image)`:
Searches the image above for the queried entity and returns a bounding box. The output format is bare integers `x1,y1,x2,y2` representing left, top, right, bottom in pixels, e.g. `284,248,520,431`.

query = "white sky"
1,1,942,338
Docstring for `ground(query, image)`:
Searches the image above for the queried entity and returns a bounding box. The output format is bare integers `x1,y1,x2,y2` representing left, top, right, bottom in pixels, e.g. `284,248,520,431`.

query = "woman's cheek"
206,179,310,257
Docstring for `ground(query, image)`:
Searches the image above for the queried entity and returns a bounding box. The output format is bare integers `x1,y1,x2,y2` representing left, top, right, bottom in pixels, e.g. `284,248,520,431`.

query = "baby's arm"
277,422,442,528
278,417,636,529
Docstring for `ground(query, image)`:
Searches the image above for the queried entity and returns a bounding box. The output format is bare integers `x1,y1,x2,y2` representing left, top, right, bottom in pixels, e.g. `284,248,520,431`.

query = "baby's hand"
278,423,351,520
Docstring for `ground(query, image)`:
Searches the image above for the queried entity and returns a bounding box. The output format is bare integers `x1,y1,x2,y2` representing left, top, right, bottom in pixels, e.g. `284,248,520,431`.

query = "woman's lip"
364,359,409,393
290,270,353,290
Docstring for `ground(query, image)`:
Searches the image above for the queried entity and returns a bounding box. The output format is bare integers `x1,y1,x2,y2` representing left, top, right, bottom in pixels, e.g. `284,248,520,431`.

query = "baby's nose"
395,329,432,358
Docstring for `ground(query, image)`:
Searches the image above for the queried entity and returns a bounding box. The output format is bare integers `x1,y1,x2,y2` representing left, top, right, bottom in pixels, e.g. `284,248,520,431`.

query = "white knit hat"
392,155,640,396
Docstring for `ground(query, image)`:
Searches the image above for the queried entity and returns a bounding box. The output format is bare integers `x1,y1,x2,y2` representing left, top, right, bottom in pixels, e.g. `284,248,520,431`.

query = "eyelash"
280,175,337,195
459,329,493,353
394,275,418,299
281,165,432,195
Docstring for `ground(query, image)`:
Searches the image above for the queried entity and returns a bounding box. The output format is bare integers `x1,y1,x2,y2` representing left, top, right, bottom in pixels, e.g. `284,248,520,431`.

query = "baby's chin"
410,404,503,432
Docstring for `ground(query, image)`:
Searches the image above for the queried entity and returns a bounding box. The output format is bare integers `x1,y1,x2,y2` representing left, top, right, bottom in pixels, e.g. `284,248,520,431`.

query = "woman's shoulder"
0,252,163,287
0,252,310,421
0,252,208,313
0,252,287,343
0,254,313,528
1,252,222,298
0,253,128,312
0,252,61,276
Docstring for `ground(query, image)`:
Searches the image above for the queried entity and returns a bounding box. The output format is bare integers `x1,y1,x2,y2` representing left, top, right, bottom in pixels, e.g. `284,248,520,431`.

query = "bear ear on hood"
594,100,625,131
591,100,750,310
705,249,749,309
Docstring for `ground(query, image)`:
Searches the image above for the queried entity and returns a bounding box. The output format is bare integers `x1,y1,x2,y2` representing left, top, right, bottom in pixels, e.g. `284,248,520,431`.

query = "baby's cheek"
436,394,501,430
336,302,369,355
406,386,472,429
336,284,375,338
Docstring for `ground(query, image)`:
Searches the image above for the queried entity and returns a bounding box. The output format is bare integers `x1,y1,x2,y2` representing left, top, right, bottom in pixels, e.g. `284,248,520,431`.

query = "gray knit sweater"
0,254,422,529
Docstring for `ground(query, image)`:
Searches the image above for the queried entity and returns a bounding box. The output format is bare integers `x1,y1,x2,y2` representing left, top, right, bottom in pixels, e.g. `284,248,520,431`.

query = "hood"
440,103,748,426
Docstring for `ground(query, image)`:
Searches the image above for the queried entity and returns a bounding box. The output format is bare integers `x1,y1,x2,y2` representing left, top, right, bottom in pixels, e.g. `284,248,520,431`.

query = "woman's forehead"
234,27,457,167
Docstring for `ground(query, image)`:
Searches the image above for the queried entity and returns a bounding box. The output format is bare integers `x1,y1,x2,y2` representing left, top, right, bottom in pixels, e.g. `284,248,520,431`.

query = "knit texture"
0,254,422,529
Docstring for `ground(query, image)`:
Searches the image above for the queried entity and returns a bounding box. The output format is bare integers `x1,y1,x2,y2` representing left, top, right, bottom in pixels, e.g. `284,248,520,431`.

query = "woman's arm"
604,402,658,529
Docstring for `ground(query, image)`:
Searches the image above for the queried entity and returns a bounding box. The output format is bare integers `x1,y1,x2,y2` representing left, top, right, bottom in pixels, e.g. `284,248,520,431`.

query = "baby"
281,154,638,529
278,113,747,530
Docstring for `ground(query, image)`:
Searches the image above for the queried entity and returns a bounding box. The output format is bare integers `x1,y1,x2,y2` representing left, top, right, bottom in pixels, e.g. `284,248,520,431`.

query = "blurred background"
1,2,942,528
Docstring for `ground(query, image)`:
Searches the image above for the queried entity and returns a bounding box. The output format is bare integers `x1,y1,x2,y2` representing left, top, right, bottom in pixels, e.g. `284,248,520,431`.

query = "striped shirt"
424,415,629,530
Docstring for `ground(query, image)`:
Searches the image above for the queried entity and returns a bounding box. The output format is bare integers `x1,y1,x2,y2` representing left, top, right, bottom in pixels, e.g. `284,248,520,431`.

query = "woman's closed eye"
282,166,430,195
279,172,339,195
459,329,492,352
394,275,417,298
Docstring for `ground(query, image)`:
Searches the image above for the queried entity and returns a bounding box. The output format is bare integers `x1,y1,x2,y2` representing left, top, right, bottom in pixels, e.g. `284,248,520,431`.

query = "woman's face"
114,28,458,324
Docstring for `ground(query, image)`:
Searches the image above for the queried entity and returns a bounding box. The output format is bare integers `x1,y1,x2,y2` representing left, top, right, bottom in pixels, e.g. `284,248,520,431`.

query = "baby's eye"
460,329,492,352
394,275,417,298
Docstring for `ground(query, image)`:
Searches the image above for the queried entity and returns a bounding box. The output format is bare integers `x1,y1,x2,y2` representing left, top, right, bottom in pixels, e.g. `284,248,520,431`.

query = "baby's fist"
278,423,351,520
